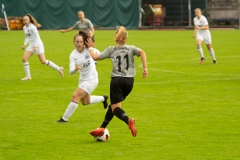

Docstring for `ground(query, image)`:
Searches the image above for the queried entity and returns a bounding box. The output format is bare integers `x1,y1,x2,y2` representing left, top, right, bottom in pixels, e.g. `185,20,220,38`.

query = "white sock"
197,46,204,58
23,62,31,77
62,101,78,121
45,60,60,71
209,48,216,60
90,96,104,104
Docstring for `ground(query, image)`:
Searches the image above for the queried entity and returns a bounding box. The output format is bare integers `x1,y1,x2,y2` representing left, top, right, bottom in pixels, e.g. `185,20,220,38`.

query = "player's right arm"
61,27,74,33
22,29,29,50
193,26,197,38
69,54,81,74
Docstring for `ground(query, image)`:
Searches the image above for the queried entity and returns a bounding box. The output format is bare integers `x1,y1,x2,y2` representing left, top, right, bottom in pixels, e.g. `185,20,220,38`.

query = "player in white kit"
57,30,108,122
87,26,148,137
193,8,217,64
21,14,64,80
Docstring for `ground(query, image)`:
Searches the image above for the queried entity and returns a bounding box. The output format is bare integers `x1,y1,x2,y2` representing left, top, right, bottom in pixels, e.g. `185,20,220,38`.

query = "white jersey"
69,48,98,81
193,15,212,44
193,15,210,35
23,23,43,47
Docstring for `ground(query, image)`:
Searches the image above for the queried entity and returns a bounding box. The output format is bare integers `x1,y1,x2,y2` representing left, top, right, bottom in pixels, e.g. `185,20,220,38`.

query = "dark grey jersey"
98,44,140,77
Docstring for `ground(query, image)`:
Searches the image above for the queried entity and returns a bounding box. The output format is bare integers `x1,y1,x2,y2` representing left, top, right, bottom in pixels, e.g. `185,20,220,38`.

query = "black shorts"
110,77,134,104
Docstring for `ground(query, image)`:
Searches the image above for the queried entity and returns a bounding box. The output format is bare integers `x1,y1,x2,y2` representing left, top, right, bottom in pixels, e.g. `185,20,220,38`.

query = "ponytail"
114,26,128,48
73,30,92,48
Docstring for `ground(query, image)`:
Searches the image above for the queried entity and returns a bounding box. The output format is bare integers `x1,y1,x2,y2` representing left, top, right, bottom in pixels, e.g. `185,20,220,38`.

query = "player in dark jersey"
86,26,148,137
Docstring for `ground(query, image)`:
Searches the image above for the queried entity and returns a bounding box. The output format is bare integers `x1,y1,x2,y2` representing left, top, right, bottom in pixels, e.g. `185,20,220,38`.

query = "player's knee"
81,101,89,105
22,57,27,62
40,60,46,64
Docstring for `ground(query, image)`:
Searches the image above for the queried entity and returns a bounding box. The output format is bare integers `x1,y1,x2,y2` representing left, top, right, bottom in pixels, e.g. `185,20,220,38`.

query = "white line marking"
1,77,239,94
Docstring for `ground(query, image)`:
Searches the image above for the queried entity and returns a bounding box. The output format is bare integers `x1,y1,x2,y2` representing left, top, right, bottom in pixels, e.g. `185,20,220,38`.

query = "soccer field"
0,29,240,159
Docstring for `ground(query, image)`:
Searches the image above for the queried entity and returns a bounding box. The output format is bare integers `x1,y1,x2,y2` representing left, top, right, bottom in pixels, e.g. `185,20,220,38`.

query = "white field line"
0,77,239,94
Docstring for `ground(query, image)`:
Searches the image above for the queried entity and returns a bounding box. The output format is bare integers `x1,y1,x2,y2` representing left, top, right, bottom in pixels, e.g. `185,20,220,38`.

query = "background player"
57,30,108,122
86,26,148,137
21,14,63,80
193,8,217,64
60,11,95,41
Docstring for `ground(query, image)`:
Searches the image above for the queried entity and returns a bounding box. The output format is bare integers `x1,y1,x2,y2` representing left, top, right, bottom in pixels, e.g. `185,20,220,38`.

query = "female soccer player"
60,11,95,41
193,8,217,64
86,26,148,137
21,14,63,80
57,30,108,122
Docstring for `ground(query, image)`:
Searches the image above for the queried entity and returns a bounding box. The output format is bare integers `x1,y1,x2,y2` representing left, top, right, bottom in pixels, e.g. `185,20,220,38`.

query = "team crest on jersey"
85,54,90,60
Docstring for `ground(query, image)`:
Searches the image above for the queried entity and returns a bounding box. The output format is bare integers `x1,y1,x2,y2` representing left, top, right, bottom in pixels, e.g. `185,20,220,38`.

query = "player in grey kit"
86,26,148,137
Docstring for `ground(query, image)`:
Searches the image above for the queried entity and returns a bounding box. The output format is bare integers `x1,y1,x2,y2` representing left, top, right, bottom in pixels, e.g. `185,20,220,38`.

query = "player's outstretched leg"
89,95,108,109
90,105,114,137
113,107,137,137
209,48,217,64
22,62,31,80
58,101,78,122
45,60,64,77
197,46,205,64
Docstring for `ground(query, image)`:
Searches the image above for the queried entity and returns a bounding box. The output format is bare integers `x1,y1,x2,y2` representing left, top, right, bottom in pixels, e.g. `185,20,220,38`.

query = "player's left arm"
90,27,94,37
138,50,148,78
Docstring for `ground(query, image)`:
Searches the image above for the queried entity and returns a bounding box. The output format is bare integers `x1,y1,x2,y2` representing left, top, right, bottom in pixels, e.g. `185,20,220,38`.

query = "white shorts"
78,79,98,94
196,31,212,44
26,43,45,54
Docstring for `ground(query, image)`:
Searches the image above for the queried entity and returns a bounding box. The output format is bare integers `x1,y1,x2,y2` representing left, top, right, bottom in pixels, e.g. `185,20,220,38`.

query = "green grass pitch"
0,29,240,159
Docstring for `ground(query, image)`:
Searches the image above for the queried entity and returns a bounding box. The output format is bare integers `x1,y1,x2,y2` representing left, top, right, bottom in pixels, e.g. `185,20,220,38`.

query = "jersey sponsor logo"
82,60,91,68
85,54,90,60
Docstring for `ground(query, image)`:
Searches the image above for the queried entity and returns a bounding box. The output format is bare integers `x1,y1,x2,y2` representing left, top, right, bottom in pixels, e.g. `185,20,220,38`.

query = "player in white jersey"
193,8,217,64
21,14,64,80
57,30,108,123
60,11,95,41
87,26,148,137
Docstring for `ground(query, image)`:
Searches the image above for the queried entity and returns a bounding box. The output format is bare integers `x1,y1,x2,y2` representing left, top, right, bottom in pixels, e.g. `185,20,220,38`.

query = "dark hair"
73,30,92,48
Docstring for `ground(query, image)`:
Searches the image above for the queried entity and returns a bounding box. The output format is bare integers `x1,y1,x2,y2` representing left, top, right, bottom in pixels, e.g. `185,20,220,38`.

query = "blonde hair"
195,8,202,12
114,26,128,47
25,14,41,28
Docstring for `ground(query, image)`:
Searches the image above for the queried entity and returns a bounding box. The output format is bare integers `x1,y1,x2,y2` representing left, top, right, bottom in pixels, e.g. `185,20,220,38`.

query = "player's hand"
142,68,148,78
21,45,26,50
86,37,94,48
33,46,37,53
60,30,64,33
192,35,196,39
75,65,82,71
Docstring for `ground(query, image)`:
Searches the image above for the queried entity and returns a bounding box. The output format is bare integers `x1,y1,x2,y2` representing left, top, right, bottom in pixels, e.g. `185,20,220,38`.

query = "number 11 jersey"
98,45,141,77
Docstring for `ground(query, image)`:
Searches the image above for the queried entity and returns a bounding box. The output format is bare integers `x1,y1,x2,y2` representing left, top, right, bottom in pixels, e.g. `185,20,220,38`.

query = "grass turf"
0,29,240,159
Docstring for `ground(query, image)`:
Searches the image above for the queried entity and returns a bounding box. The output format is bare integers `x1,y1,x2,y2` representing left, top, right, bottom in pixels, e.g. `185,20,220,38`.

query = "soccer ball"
94,128,110,141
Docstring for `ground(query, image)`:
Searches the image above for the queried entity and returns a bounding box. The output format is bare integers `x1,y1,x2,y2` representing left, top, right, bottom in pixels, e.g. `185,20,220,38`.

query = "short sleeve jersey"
98,44,141,77
69,48,98,81
72,19,94,34
193,15,210,34
23,23,42,47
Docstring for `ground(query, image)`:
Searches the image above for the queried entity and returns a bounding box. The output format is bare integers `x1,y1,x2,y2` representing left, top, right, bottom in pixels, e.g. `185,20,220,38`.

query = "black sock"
100,105,114,128
113,107,129,125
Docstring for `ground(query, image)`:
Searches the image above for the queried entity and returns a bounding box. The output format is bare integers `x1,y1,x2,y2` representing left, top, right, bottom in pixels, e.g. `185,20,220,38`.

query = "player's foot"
102,95,108,109
128,118,137,137
21,76,31,80
200,57,205,64
90,127,105,137
213,60,217,64
57,117,67,123
59,67,64,78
